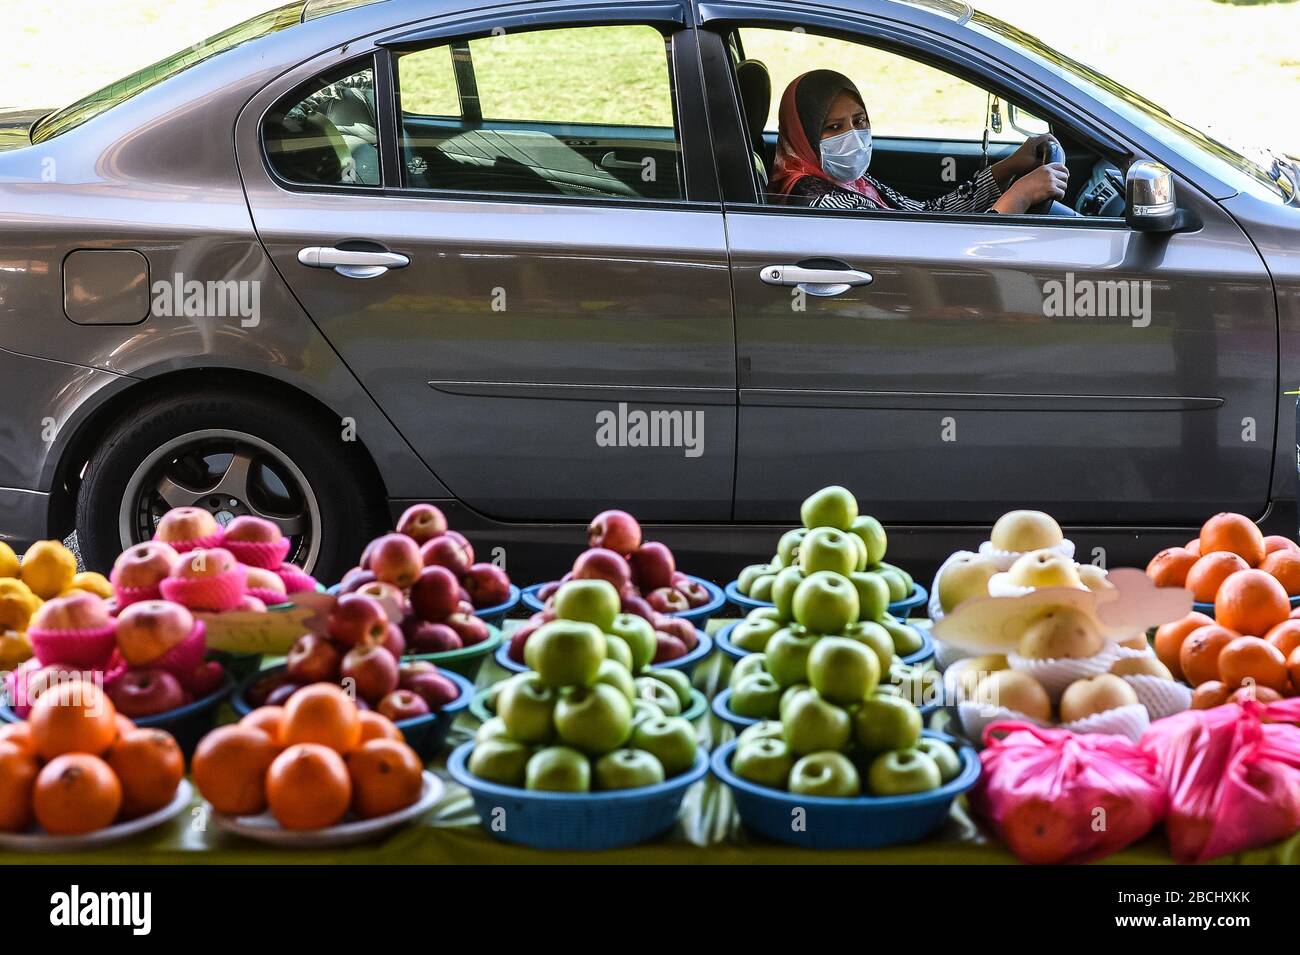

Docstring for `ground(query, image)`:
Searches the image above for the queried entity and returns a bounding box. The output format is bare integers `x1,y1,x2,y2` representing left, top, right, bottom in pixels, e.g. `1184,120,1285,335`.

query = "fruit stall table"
4,625,1299,866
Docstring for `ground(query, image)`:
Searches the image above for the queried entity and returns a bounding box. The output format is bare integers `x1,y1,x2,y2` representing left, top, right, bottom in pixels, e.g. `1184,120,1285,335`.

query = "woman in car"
770,69,1067,214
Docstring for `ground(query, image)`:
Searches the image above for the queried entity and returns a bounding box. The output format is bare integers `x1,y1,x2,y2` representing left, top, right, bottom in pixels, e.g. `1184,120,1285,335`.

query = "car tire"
75,387,386,584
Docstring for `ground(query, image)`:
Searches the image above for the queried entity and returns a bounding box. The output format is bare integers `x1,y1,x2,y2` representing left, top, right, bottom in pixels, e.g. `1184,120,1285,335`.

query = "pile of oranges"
1147,513,1300,602
194,683,424,829
0,680,184,835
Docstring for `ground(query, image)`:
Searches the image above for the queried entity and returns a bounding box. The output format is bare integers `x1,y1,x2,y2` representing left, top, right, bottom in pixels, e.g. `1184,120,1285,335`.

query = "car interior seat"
735,59,772,191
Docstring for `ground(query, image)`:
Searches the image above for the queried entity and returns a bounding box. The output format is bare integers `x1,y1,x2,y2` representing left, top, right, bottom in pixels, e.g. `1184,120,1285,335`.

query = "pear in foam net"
989,510,1063,553
1006,550,1083,590
1017,607,1104,660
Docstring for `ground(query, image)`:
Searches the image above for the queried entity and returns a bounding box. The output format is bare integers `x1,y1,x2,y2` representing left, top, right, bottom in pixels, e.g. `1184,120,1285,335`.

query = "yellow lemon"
20,541,78,600
0,579,39,631
67,572,113,600
0,542,18,579
0,629,32,669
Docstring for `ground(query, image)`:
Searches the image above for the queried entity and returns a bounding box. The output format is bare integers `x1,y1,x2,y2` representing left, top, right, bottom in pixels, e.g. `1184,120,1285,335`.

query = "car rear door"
236,3,736,522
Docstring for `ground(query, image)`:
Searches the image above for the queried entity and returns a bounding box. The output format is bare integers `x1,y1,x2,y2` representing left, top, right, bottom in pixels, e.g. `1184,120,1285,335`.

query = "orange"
1185,552,1249,603
357,711,404,746
1261,549,1300,596
107,729,184,819
240,706,287,748
1146,547,1198,588
1185,538,1201,557
1289,647,1300,696
266,743,352,830
1153,611,1215,681
1214,569,1290,637
32,753,122,835
0,722,34,754
1192,681,1232,710
1218,636,1290,694
1180,624,1238,686
282,684,361,753
29,680,119,760
192,725,279,816
0,741,39,832
1229,684,1284,705
1264,619,1300,661
346,739,423,819
1199,513,1266,567
1264,535,1299,557
114,714,137,742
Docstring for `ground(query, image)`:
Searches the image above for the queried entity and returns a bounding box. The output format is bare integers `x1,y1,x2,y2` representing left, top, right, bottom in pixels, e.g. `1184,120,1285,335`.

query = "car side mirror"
1125,160,1184,232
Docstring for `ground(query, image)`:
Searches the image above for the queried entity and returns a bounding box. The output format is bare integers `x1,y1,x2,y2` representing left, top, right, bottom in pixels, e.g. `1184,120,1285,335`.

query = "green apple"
843,620,895,673
847,532,868,572
800,485,858,531
485,680,506,713
798,528,859,577
632,699,665,727
877,561,913,590
915,737,963,783
749,573,777,602
608,613,656,671
880,618,925,657
782,689,852,756
936,553,997,614
554,683,632,755
875,567,909,603
849,515,887,565
603,634,633,672
791,571,860,635
634,676,681,716
526,620,606,688
468,738,533,787
737,720,784,746
868,748,942,796
729,652,768,691
776,528,809,568
890,663,939,709
849,572,891,621
594,748,665,790
631,716,697,777
737,562,774,594
595,658,636,700
853,693,922,752
789,751,860,797
747,606,783,626
731,672,782,719
732,738,794,790
525,746,591,792
553,578,620,631
647,668,692,711
731,616,781,653
495,673,556,744
765,628,819,688
807,636,880,705
475,715,510,743
770,566,805,622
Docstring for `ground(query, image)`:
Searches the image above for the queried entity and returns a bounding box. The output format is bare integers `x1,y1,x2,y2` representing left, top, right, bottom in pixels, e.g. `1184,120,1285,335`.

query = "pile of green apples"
468,581,698,792
734,486,916,609
728,637,962,798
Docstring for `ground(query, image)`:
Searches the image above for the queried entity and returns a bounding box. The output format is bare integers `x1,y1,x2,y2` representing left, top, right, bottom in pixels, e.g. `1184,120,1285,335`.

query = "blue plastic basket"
724,579,772,614
230,664,473,761
0,674,234,759
1192,593,1300,618
713,685,939,731
472,685,708,725
447,740,709,850
899,625,935,666
495,628,713,678
712,731,980,849
403,625,504,679
474,585,522,628
522,576,725,626
722,580,928,621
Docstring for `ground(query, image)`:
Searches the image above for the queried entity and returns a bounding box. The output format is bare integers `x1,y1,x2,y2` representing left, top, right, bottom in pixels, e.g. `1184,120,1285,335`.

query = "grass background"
3,0,1298,153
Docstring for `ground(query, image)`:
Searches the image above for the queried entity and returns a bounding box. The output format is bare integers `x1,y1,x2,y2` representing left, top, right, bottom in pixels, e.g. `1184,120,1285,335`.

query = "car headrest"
736,59,771,152
266,110,353,185
325,87,378,145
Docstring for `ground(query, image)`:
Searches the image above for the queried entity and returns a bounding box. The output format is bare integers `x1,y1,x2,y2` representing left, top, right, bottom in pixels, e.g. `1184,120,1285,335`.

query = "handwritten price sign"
198,591,335,655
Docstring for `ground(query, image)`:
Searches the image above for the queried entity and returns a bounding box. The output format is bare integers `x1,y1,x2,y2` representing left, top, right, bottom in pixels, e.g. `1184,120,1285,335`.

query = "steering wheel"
1027,139,1066,215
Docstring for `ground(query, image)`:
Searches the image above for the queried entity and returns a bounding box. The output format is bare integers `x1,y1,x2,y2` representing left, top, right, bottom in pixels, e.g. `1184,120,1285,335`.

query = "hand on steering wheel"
993,158,1069,215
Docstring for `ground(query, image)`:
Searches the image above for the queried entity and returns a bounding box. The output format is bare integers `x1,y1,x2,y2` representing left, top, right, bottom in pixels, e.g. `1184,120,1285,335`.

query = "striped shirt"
785,166,1003,213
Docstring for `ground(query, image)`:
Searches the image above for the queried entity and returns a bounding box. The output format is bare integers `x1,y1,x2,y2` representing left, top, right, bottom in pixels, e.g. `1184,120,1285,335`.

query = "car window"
395,25,684,201
263,62,381,187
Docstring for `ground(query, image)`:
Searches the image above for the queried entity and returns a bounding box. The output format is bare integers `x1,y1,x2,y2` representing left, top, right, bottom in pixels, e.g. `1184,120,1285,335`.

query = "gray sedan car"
1,0,1297,582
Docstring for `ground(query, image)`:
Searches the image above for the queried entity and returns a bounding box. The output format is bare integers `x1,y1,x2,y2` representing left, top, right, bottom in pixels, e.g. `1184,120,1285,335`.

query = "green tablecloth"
4,623,1299,865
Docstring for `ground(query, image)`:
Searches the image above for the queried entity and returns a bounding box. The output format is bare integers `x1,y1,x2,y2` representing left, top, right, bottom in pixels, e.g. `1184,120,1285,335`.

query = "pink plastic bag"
970,721,1167,864
1140,698,1300,863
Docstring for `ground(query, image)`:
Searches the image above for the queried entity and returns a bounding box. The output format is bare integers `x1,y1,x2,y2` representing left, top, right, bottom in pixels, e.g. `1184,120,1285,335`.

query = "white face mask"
820,127,872,183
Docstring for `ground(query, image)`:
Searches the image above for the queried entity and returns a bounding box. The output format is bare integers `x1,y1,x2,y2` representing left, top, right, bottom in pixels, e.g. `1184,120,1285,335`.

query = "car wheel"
75,388,385,583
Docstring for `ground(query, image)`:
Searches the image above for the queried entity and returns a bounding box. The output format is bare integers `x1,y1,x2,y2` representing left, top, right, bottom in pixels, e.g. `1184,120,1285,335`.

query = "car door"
697,7,1276,526
236,5,736,522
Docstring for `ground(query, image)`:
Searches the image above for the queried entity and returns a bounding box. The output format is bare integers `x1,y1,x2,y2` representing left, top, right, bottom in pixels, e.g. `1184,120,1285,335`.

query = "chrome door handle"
760,264,873,297
298,247,410,280
600,151,645,171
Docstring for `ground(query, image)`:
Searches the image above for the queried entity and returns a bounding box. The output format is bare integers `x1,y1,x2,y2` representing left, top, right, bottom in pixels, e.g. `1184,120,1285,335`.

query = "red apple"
171,547,239,580
403,620,462,654
508,620,543,663
653,633,688,663
381,622,406,660
188,661,226,698
572,548,632,590
223,515,282,543
671,574,711,608
463,563,511,608
368,533,423,589
339,567,376,594
109,668,186,717
32,592,112,632
646,587,689,615
239,595,267,613
355,580,405,613
407,672,460,709
656,615,699,651
587,509,642,556
629,542,676,592
620,592,654,621
378,689,430,722
420,534,473,577
399,661,437,690
328,594,390,649
115,600,195,667
245,566,288,599
537,580,562,602
154,507,218,544
341,644,400,704
457,599,475,615
111,541,179,591
396,504,448,544
286,634,342,684
247,671,295,707
409,565,460,622
446,612,490,647
265,682,302,707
